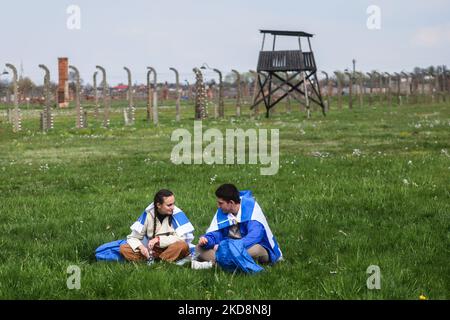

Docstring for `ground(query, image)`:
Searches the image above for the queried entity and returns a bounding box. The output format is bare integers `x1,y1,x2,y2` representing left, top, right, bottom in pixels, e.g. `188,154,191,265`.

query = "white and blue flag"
206,190,283,262
131,202,195,253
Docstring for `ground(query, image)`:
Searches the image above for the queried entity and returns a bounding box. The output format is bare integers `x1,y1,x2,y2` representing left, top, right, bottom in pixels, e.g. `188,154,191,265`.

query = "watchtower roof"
259,30,314,37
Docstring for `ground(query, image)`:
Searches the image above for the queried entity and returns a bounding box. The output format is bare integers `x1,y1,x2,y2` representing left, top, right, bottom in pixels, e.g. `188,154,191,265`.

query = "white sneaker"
191,260,213,270
175,256,191,266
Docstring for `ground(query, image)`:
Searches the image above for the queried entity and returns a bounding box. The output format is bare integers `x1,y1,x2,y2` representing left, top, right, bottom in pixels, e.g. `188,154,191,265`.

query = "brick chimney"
58,57,69,108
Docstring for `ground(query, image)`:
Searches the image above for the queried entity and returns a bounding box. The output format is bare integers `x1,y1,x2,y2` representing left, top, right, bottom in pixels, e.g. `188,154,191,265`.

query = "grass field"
0,99,449,299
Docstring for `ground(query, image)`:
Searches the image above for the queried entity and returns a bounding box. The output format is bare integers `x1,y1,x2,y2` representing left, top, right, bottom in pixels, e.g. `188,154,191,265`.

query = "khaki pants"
196,243,270,264
120,241,190,262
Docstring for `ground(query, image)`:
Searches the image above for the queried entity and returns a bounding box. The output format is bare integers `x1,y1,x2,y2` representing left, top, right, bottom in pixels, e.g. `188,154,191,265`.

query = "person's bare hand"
148,237,160,250
198,236,208,246
139,245,150,259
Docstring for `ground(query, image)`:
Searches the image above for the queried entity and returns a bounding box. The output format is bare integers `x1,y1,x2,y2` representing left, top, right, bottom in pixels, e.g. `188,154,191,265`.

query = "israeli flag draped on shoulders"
206,190,283,263
131,202,196,254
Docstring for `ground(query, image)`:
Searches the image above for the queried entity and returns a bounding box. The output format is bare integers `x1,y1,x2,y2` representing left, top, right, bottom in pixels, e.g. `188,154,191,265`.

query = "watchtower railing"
257,50,316,72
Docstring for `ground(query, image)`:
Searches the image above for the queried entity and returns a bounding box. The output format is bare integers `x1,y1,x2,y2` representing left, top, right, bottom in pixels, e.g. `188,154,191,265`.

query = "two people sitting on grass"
108,184,282,272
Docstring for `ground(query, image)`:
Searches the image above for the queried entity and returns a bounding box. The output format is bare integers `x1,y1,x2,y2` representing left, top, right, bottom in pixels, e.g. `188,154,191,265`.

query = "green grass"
0,99,449,299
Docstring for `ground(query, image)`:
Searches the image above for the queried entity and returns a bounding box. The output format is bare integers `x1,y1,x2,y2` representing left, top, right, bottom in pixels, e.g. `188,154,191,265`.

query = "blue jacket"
201,220,277,263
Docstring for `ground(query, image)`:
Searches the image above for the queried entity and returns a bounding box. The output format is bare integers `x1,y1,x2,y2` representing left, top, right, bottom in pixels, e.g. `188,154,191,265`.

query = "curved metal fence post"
334,71,343,110
301,71,310,117
147,67,158,125
169,67,181,122
435,69,441,103
372,71,382,106
242,79,249,108
428,71,435,104
401,72,410,104
410,73,418,104
379,72,385,106
321,71,330,111
378,72,384,105
96,65,110,128
249,70,260,117
383,72,392,107
69,65,84,128
6,63,21,132
394,72,402,106
444,69,449,102
420,71,426,104
344,71,353,109
93,71,99,118
146,68,153,124
123,67,135,125
38,64,54,131
231,69,241,117
193,68,207,120
366,72,374,106
213,68,224,118
357,72,364,107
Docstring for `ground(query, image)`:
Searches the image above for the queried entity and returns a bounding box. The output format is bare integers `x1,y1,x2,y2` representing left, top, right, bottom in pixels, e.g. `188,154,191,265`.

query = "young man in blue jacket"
192,184,282,269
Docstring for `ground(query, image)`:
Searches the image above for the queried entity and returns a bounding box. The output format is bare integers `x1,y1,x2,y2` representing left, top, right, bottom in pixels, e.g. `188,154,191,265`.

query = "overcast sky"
1,0,449,85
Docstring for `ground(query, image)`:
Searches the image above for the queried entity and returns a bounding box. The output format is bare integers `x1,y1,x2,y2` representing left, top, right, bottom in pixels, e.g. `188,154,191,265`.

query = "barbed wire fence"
0,63,449,132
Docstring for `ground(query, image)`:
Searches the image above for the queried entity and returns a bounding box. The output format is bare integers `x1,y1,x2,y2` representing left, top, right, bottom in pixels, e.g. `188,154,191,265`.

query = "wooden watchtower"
252,30,326,117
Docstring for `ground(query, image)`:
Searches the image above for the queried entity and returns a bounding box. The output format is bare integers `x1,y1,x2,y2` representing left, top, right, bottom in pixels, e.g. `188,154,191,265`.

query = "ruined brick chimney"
58,57,69,108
